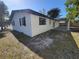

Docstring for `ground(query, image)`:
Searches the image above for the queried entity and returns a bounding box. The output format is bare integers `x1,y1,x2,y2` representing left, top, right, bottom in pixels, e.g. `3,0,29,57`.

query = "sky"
2,0,66,17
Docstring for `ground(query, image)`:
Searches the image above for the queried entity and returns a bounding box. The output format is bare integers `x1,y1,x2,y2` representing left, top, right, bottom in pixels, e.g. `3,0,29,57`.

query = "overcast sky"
2,0,66,17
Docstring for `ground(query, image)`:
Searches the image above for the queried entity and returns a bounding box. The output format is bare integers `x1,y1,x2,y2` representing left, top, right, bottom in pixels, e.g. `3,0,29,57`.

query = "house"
10,9,59,37
57,18,67,26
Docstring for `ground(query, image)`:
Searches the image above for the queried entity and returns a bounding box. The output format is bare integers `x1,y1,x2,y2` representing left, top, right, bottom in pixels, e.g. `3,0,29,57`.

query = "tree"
65,0,79,30
39,8,47,15
47,8,60,18
0,1,8,31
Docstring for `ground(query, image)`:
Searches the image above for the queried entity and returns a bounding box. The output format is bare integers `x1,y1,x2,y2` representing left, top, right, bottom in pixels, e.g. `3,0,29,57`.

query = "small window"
22,17,26,26
53,21,55,28
12,20,15,26
39,17,46,25
49,20,51,25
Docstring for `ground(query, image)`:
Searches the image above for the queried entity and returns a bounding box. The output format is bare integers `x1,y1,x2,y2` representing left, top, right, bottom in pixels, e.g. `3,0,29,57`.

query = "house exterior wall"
30,14,54,37
59,21,65,23
59,21,66,26
12,12,32,37
12,12,59,37
54,21,59,28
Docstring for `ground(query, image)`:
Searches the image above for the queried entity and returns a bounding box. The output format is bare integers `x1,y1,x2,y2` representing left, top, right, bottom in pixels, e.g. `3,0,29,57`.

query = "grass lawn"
71,32,79,48
0,31,42,59
12,30,79,59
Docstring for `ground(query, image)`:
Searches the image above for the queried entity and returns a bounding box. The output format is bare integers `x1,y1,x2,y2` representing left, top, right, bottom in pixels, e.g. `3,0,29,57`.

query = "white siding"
12,12,59,37
59,21,65,23
12,12,32,37
54,21,59,28
30,14,53,37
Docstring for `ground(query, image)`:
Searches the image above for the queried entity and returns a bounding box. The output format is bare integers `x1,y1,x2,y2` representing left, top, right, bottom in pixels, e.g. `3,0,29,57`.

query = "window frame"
22,17,26,26
49,20,51,25
19,18,22,26
39,17,46,25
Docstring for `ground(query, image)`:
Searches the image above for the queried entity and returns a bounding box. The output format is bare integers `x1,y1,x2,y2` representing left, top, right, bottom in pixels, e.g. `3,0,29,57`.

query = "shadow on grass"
0,32,5,39
70,27,79,32
11,30,79,59
11,31,32,45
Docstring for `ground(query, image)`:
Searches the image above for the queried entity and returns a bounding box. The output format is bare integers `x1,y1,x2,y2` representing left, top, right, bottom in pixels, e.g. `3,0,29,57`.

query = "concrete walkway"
71,32,79,48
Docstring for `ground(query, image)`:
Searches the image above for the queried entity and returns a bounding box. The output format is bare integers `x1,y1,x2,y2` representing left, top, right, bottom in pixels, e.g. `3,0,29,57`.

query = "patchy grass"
34,30,79,59
0,31,43,59
12,30,79,59
0,30,79,59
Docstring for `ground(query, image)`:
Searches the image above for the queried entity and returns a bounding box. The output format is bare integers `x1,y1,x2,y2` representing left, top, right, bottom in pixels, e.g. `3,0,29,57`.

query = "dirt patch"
29,37,53,50
11,30,79,59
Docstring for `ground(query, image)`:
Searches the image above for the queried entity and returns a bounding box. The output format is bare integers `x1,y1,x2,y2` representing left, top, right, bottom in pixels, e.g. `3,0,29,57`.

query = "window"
19,18,22,26
39,17,46,25
53,21,55,28
19,17,26,26
22,17,26,26
49,20,51,25
12,20,15,26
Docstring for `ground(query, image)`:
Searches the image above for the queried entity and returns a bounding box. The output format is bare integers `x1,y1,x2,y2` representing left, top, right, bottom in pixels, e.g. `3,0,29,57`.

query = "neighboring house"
58,18,67,26
10,9,59,37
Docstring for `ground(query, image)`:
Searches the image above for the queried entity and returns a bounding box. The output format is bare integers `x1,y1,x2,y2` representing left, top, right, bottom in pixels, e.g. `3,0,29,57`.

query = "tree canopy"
0,1,8,30
65,0,79,21
47,8,60,18
65,0,79,30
